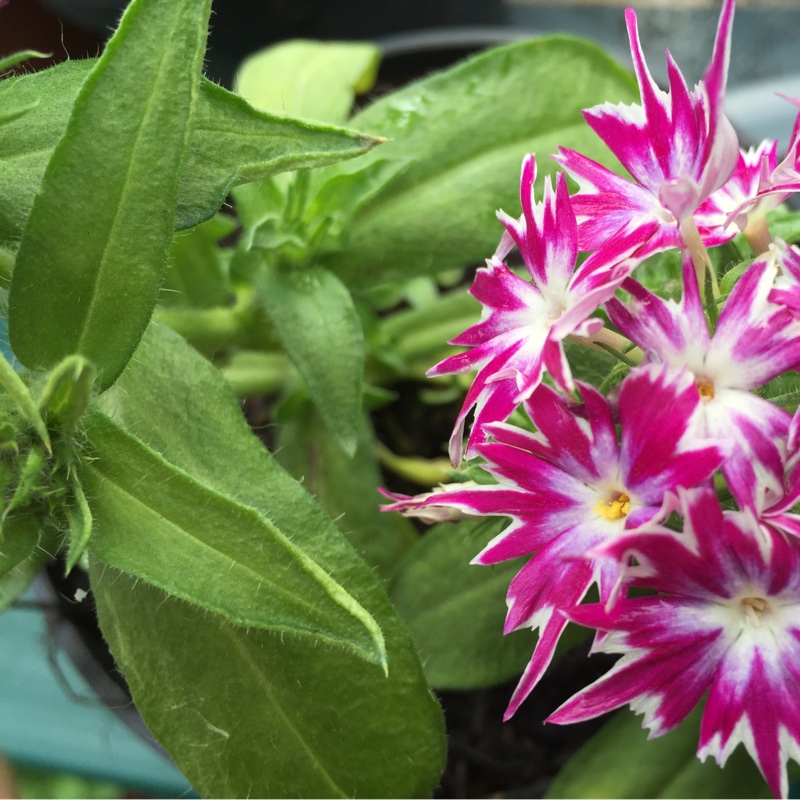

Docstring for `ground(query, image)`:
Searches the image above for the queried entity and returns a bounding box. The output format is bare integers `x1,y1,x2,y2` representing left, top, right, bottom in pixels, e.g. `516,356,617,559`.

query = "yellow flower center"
741,596,769,627
594,492,631,521
696,378,715,402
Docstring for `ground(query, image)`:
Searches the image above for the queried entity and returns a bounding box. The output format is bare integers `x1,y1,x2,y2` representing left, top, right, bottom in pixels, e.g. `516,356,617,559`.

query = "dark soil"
435,649,618,799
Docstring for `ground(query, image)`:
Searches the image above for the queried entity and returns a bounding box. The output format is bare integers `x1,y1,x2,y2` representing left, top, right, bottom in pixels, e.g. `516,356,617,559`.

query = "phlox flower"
386,365,722,717
752,406,800,541
767,239,800,315
695,140,780,246
548,486,800,799
554,0,738,257
696,101,800,253
607,252,800,508
723,97,800,235
428,154,654,465
378,482,479,524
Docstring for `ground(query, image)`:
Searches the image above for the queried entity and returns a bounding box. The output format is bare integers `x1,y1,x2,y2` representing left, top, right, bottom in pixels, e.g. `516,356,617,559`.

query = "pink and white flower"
767,239,800,315
607,252,800,508
549,486,800,799
378,483,478,524
393,366,722,717
752,406,800,541
723,97,800,235
695,140,780,246
554,0,738,257
428,154,654,464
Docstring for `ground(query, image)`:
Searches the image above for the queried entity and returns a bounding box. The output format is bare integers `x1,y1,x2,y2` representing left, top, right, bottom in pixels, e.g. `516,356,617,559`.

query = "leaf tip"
362,135,388,149
338,432,359,458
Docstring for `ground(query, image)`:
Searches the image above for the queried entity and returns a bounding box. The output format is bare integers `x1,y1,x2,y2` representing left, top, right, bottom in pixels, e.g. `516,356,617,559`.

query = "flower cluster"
383,1,800,795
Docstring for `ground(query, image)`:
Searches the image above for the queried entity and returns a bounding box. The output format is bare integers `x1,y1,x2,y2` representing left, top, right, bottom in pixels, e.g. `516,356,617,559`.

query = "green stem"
219,351,293,397
681,216,718,298
154,286,257,352
743,214,773,256
591,342,637,367
568,328,642,365
376,442,452,488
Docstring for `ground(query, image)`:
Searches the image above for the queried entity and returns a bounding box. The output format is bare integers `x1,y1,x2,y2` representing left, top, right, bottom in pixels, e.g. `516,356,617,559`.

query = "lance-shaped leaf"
92,562,444,797
0,51,49,75
0,61,381,261
8,0,212,389
232,39,382,230
0,351,49,453
91,322,446,796
81,409,386,667
64,474,92,574
257,262,364,455
0,511,51,611
37,354,95,436
178,80,381,229
312,36,639,288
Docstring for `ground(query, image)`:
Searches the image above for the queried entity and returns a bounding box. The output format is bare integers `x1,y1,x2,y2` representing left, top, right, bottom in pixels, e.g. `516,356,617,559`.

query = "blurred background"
2,0,799,143
0,0,799,797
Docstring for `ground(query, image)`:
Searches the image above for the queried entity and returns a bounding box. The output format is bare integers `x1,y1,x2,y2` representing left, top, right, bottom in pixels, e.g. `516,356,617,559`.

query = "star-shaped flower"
607,252,800,508
386,366,722,716
554,0,738,257
428,154,654,464
549,486,800,799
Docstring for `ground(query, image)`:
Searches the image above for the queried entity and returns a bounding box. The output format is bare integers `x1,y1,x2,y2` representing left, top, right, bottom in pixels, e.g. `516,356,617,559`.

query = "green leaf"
759,369,800,412
0,100,38,127
92,322,446,797
767,205,800,245
313,36,639,289
546,705,770,799
390,517,532,689
562,339,617,390
0,50,49,74
632,248,683,300
257,262,364,455
37,354,95,436
0,62,382,246
0,511,51,611
8,0,212,389
162,214,237,309
5,445,44,518
276,402,417,579
302,157,412,248
92,562,445,797
178,79,382,230
0,351,50,452
64,474,92,573
0,61,87,243
81,408,386,668
236,40,380,125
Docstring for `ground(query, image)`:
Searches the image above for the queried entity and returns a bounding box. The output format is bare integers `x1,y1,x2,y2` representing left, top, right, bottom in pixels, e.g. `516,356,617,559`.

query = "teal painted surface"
0,595,195,797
